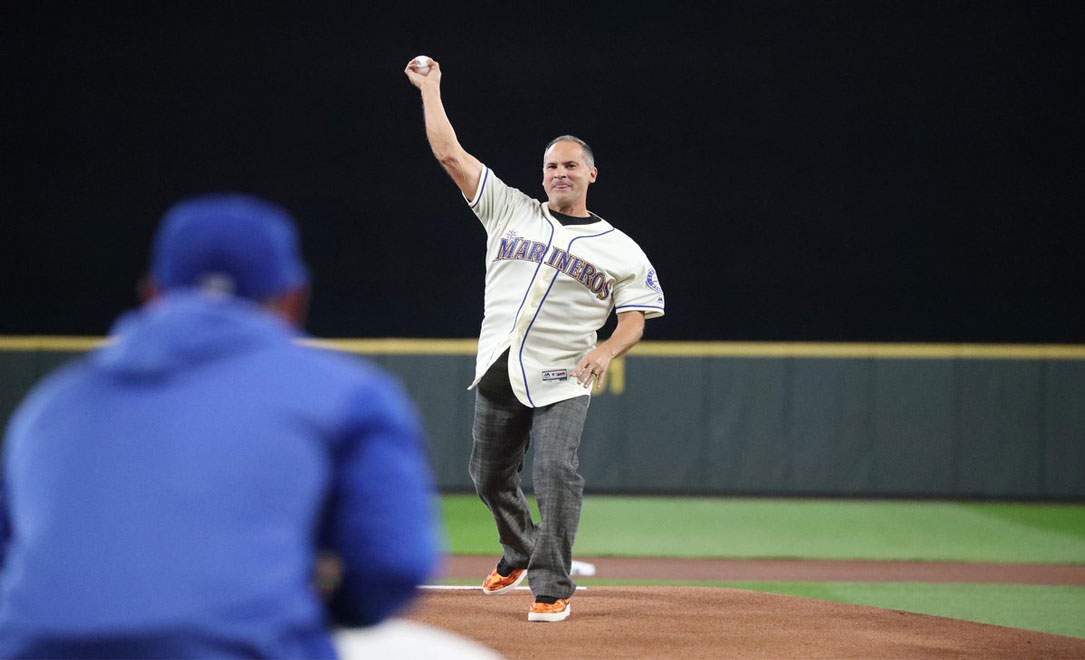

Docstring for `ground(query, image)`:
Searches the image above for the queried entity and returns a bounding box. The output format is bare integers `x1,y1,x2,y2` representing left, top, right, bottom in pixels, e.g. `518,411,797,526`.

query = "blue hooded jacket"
0,293,440,658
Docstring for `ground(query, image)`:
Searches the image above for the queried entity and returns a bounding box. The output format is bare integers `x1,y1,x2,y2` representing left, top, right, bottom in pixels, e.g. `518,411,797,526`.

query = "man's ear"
138,274,160,304
270,286,311,328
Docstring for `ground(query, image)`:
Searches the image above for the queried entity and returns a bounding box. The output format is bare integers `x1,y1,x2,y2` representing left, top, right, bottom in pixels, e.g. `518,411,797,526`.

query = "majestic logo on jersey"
646,268,663,294
541,369,568,382
494,237,615,300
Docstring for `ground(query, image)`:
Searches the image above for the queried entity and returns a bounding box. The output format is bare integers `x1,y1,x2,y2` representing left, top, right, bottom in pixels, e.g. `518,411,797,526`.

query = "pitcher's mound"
406,586,1084,659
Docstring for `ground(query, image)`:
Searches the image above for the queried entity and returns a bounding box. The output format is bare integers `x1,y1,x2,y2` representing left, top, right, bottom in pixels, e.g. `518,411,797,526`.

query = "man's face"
542,141,598,208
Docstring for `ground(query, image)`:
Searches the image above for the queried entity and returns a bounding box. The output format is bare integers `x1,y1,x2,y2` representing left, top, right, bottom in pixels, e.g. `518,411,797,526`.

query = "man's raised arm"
404,57,484,199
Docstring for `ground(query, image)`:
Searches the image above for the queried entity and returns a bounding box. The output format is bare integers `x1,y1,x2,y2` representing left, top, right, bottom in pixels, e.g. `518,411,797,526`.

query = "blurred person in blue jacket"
0,194,442,658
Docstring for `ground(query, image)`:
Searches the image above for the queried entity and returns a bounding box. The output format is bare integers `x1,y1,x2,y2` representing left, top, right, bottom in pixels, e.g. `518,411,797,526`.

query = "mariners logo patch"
542,369,568,382
646,268,663,294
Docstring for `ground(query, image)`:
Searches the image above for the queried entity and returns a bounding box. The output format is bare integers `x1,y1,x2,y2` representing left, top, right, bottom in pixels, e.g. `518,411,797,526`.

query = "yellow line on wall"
0,336,112,352
2,336,1084,360
626,341,1085,360
301,338,479,354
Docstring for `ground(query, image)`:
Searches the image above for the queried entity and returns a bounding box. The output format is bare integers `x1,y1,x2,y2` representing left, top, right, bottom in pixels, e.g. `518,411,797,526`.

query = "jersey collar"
542,205,610,233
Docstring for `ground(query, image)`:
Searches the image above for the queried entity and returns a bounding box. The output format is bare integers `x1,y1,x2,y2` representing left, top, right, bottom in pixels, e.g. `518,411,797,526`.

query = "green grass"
713,582,1085,640
437,574,1085,639
555,580,1085,639
440,495,1085,563
439,495,1085,638
435,572,1085,639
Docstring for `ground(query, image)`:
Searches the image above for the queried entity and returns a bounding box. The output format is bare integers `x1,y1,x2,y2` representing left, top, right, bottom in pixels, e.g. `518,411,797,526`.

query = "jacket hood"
94,292,298,379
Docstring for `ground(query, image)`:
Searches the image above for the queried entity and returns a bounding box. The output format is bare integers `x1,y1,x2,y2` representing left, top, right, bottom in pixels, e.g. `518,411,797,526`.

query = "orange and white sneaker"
481,563,526,595
528,597,571,622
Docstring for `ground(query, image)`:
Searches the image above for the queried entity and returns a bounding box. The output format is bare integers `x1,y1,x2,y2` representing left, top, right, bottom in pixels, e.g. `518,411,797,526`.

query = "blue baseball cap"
151,194,310,301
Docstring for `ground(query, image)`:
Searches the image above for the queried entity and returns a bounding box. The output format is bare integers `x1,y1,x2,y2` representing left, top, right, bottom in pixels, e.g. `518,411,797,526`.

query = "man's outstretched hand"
405,57,441,90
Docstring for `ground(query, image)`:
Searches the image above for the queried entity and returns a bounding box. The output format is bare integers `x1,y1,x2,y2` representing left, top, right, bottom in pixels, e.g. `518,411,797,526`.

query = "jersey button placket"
517,271,552,335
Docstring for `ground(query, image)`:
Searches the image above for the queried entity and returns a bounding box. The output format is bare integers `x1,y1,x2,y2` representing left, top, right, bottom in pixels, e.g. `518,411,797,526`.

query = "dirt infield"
402,555,1085,658
407,587,1085,659
443,554,1085,585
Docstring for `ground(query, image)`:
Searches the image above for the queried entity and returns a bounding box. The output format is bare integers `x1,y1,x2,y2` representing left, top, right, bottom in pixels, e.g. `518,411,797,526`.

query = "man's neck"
547,202,590,218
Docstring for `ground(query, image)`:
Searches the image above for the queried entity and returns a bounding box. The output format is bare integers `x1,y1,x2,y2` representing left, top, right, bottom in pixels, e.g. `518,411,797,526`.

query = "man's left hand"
573,348,614,389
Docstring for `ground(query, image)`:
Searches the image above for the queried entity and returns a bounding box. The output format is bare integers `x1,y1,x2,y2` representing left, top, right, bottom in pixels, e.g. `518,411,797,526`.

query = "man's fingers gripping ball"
411,55,432,74
404,55,440,90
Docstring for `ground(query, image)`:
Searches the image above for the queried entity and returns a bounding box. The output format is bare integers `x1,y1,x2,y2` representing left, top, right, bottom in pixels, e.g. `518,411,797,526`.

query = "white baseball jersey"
466,166,665,408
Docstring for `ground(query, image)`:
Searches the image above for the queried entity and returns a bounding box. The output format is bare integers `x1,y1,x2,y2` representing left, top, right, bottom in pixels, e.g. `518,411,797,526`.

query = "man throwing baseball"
405,56,665,622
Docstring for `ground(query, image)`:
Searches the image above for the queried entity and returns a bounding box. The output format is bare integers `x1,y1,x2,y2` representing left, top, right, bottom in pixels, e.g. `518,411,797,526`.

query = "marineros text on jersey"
495,231,615,301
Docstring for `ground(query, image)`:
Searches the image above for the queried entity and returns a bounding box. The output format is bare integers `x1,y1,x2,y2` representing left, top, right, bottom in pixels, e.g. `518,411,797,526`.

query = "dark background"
3,1,1081,342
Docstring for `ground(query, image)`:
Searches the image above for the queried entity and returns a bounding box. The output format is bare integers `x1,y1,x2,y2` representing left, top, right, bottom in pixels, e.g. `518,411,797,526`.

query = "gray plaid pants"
469,351,589,600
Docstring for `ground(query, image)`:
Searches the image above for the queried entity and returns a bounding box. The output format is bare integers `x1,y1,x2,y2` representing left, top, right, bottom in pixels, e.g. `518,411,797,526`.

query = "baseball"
413,55,432,75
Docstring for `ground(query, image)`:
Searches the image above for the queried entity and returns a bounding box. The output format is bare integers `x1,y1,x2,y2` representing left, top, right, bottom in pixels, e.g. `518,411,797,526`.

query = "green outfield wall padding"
956,361,1046,497
2,347,1083,498
624,358,707,490
870,360,956,494
707,359,790,492
578,388,628,490
788,360,875,493
1046,363,1085,497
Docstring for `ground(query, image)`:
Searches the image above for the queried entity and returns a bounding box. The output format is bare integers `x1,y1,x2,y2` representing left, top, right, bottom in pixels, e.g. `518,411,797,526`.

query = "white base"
336,619,503,659
527,602,571,622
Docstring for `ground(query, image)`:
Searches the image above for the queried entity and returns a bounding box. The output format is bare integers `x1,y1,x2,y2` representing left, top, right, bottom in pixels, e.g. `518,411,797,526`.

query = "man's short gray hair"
544,135,595,169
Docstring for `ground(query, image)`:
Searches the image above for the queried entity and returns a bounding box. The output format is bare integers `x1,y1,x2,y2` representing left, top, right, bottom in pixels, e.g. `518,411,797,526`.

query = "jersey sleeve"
0,474,9,570
464,166,538,238
613,250,666,320
323,374,442,627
